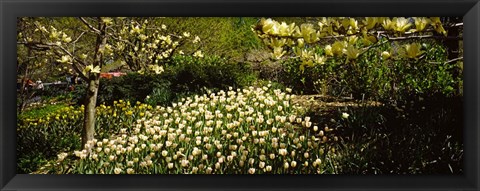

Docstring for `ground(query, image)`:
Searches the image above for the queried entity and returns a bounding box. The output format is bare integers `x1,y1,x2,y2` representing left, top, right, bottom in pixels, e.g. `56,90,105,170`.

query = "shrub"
73,55,258,107
271,41,462,103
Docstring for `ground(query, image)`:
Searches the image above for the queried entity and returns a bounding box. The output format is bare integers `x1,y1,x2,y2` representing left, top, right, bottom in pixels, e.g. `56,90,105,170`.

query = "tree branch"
429,57,463,65
79,17,101,34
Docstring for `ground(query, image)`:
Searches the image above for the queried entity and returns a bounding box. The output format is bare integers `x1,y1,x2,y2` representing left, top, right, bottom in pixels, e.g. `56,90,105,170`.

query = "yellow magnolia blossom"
430,17,447,36
57,55,71,64
83,64,101,75
381,51,391,59
297,38,305,48
300,23,318,43
362,34,377,45
347,36,358,45
341,18,350,30
380,17,395,31
413,17,430,32
193,36,201,44
270,38,286,48
393,17,412,33
101,17,113,25
300,49,314,60
148,64,164,74
363,17,378,30
402,43,424,59
261,18,277,34
331,41,347,56
344,45,361,59
324,45,333,56
314,54,326,64
278,22,296,36
272,47,286,60
193,50,204,58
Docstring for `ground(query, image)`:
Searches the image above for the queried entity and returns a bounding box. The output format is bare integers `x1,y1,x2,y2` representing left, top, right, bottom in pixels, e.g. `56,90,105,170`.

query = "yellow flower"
324,45,333,56
345,45,360,60
381,51,391,60
331,41,347,56
300,23,318,43
430,17,447,36
414,17,430,32
393,17,412,33
381,17,395,30
56,55,71,64
193,50,204,58
402,43,424,59
363,17,378,29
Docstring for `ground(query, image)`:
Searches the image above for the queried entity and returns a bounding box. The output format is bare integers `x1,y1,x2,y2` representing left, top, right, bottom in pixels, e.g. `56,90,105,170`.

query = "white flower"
193,50,204,58
57,152,68,161
266,165,272,172
114,167,122,174
193,36,201,43
342,112,350,119
291,161,297,168
248,168,256,174
57,55,71,64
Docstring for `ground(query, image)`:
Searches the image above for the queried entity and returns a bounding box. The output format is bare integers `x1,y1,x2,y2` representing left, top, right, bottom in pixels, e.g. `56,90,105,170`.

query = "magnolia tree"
17,17,202,149
253,17,461,72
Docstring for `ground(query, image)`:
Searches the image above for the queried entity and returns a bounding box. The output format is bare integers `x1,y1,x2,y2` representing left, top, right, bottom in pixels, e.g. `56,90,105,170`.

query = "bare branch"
72,31,86,44
385,35,462,41
429,57,463,65
79,17,101,34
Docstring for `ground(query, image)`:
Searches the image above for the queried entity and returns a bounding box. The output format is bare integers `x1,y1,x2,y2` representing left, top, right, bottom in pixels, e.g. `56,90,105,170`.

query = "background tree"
253,17,463,99
17,17,201,149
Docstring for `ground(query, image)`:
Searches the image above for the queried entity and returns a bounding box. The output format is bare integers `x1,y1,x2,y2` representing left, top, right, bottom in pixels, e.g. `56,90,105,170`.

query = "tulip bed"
20,84,342,174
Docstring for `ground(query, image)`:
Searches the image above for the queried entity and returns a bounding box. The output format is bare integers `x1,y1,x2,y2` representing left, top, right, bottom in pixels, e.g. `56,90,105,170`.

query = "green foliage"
158,17,263,59
331,95,463,174
272,40,462,102
73,55,257,107
17,101,154,173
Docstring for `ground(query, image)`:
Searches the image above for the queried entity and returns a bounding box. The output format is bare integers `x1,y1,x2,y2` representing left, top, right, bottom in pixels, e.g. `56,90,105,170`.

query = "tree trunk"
443,17,462,95
81,17,108,149
82,78,100,149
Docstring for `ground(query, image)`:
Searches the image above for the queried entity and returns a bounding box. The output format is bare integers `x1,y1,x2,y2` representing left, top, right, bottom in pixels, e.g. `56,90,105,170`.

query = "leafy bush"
272,41,462,102
73,55,258,107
